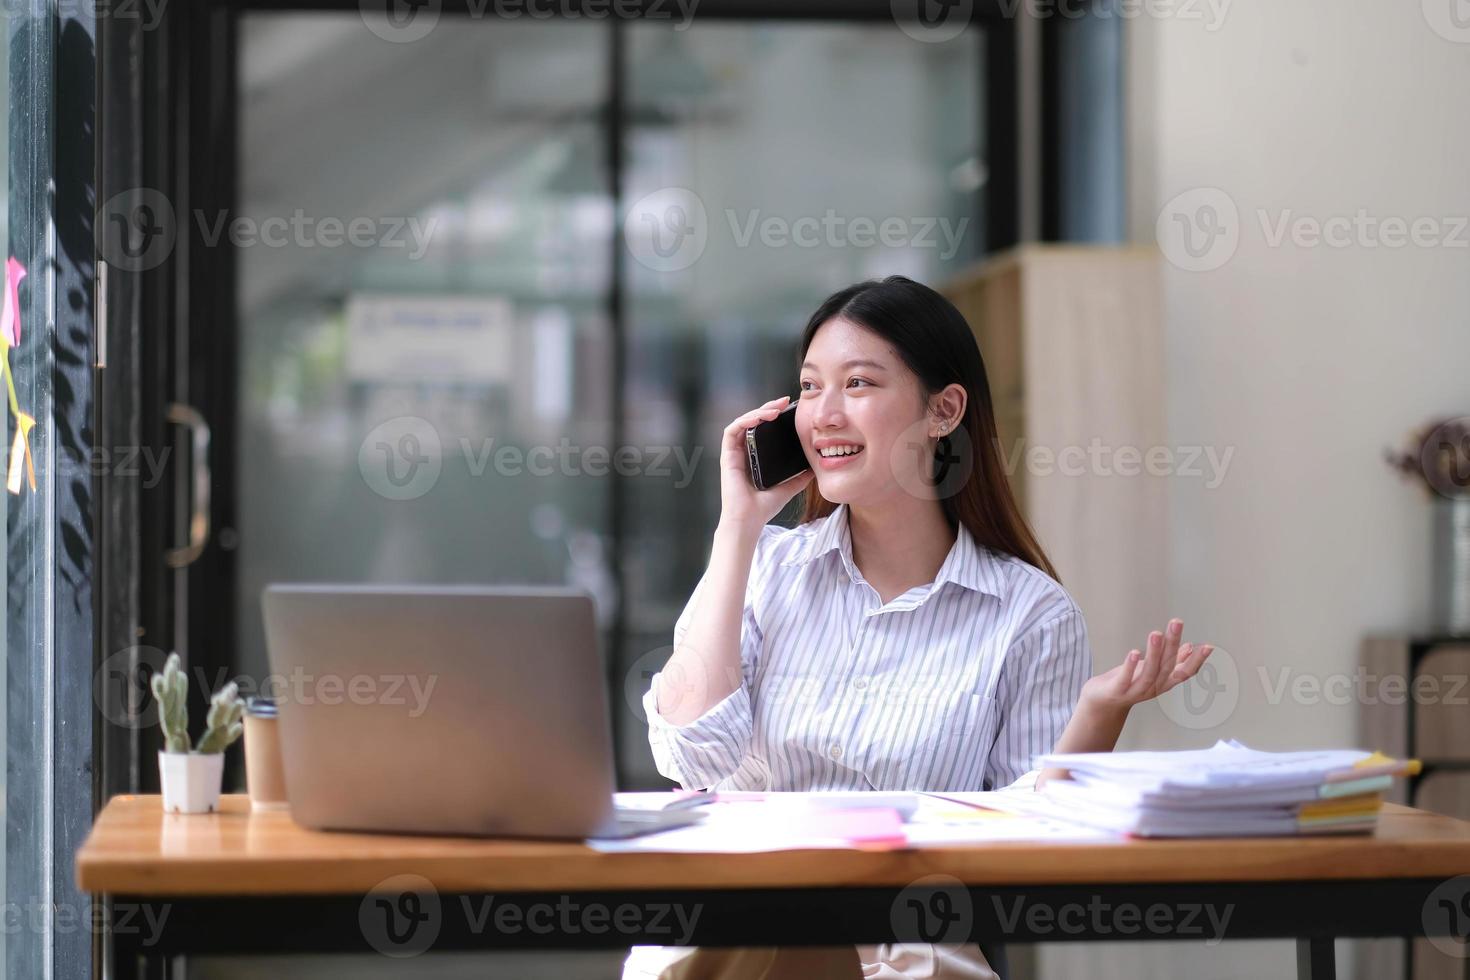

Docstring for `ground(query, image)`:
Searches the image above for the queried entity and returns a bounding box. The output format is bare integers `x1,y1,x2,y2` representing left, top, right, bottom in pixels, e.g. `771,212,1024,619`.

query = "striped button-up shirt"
644,503,1092,792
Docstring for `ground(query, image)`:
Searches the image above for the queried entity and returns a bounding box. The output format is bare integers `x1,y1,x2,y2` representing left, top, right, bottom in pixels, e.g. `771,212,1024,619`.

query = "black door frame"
8,2,98,979
96,0,243,798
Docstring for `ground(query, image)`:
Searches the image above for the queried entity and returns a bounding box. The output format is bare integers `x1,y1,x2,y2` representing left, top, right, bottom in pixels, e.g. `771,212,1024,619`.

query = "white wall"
1129,0,1470,752
1046,3,1470,978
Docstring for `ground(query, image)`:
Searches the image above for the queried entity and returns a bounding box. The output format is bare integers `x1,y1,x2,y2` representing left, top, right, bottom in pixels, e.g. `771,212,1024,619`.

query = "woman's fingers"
1115,616,1215,702
1118,649,1142,693
1175,643,1213,680
1158,642,1193,690
1132,631,1164,698
746,395,791,423
730,394,789,421
722,410,787,450
1153,620,1183,693
724,399,790,437
725,409,777,435
763,468,814,496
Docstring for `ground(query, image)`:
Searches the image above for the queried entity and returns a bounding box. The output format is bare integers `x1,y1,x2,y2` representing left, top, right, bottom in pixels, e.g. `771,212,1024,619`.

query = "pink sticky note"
3,257,26,348
790,807,907,847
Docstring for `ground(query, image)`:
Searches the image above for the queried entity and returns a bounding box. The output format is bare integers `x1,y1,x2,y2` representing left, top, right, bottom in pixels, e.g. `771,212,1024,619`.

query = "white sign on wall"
345,293,514,384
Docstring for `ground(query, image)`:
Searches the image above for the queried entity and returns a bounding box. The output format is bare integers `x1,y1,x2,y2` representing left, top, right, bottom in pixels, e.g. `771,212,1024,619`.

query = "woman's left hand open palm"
1082,619,1214,712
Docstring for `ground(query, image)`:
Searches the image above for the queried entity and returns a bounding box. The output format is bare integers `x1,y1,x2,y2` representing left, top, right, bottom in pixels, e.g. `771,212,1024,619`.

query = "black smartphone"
745,401,810,491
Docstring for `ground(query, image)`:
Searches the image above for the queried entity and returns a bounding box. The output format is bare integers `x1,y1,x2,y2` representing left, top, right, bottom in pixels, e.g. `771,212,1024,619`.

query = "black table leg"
1296,937,1335,980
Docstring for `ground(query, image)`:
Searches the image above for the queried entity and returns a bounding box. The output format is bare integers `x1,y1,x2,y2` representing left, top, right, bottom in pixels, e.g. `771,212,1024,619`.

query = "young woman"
627,276,1213,980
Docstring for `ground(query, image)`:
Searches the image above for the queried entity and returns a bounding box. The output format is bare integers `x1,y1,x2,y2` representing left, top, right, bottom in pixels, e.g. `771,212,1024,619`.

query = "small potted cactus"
150,652,245,813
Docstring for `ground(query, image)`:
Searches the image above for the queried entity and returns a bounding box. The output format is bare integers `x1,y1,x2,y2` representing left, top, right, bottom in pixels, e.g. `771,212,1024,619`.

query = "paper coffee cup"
243,697,289,810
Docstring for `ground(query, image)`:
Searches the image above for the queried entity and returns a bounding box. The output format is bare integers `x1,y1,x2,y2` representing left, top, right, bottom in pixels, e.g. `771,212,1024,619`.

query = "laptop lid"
261,583,616,838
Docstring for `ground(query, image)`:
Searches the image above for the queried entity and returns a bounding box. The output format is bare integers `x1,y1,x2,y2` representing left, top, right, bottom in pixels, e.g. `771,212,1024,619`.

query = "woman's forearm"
1051,698,1129,755
654,519,762,726
1037,698,1130,789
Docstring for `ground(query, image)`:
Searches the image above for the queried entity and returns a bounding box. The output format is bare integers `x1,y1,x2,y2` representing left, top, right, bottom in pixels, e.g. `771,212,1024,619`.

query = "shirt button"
829,744,842,759
853,677,868,691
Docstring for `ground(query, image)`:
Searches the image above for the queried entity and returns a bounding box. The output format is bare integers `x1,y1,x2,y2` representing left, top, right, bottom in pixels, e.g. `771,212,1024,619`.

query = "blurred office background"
229,14,987,786
6,0,1470,977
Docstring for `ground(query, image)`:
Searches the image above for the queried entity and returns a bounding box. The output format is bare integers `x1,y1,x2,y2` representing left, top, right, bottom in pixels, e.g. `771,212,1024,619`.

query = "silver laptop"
261,584,703,839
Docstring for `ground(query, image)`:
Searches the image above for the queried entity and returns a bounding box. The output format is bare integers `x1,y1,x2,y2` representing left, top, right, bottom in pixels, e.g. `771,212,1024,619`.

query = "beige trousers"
622,943,997,979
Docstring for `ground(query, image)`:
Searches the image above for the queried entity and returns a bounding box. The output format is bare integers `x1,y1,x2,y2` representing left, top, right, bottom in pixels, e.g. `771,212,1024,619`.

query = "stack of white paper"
1009,740,1417,838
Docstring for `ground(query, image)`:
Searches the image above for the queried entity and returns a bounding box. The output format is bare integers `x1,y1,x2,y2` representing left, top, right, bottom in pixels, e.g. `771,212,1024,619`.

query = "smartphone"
746,401,811,491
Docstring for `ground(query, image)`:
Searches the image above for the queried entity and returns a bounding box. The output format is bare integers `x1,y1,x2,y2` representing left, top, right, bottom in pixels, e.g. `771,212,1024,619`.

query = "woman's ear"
928,383,968,436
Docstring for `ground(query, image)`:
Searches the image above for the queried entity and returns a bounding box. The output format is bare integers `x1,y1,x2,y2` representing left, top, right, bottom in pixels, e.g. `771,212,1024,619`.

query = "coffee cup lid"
244,696,278,718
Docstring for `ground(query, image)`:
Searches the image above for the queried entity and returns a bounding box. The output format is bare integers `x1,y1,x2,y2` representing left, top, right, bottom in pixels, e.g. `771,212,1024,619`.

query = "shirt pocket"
944,691,991,737
928,691,999,789
865,689,998,791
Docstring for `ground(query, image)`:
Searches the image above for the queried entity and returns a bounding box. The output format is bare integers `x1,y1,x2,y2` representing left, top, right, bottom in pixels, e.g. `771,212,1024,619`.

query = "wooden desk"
78,795,1470,979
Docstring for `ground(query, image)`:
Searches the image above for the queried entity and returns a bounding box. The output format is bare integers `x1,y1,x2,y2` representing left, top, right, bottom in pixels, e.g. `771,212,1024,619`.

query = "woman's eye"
799,380,816,392
847,377,871,388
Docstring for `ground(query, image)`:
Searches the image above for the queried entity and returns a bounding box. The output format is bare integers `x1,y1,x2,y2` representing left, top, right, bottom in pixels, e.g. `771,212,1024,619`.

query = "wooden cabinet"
943,245,1168,680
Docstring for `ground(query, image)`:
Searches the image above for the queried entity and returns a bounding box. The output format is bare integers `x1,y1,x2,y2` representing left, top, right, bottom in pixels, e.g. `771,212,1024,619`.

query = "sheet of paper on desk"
592,792,1114,851
614,790,922,819
903,793,1116,844
590,798,907,853
613,792,692,811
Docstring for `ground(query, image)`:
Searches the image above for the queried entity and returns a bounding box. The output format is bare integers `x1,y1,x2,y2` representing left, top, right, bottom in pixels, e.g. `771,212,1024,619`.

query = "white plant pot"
158,750,225,814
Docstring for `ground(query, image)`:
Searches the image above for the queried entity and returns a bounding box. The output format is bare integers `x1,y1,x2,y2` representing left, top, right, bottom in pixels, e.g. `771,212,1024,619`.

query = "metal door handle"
165,403,211,568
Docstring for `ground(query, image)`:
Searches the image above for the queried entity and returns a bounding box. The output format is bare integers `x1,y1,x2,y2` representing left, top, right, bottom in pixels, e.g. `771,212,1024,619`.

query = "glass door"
230,15,616,686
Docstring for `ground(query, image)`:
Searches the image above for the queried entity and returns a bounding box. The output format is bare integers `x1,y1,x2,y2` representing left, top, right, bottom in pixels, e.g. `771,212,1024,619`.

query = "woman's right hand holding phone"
719,395,815,530
658,396,814,725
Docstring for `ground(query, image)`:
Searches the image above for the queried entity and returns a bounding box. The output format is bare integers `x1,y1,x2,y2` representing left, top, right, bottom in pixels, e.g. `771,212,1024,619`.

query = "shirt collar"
779,503,1006,599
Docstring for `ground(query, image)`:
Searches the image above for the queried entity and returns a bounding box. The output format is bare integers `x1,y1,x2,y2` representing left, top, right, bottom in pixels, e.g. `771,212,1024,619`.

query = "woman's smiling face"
796,317,931,508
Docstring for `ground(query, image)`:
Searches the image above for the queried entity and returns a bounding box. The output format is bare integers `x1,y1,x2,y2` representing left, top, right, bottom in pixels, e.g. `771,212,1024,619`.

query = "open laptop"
261,584,703,839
